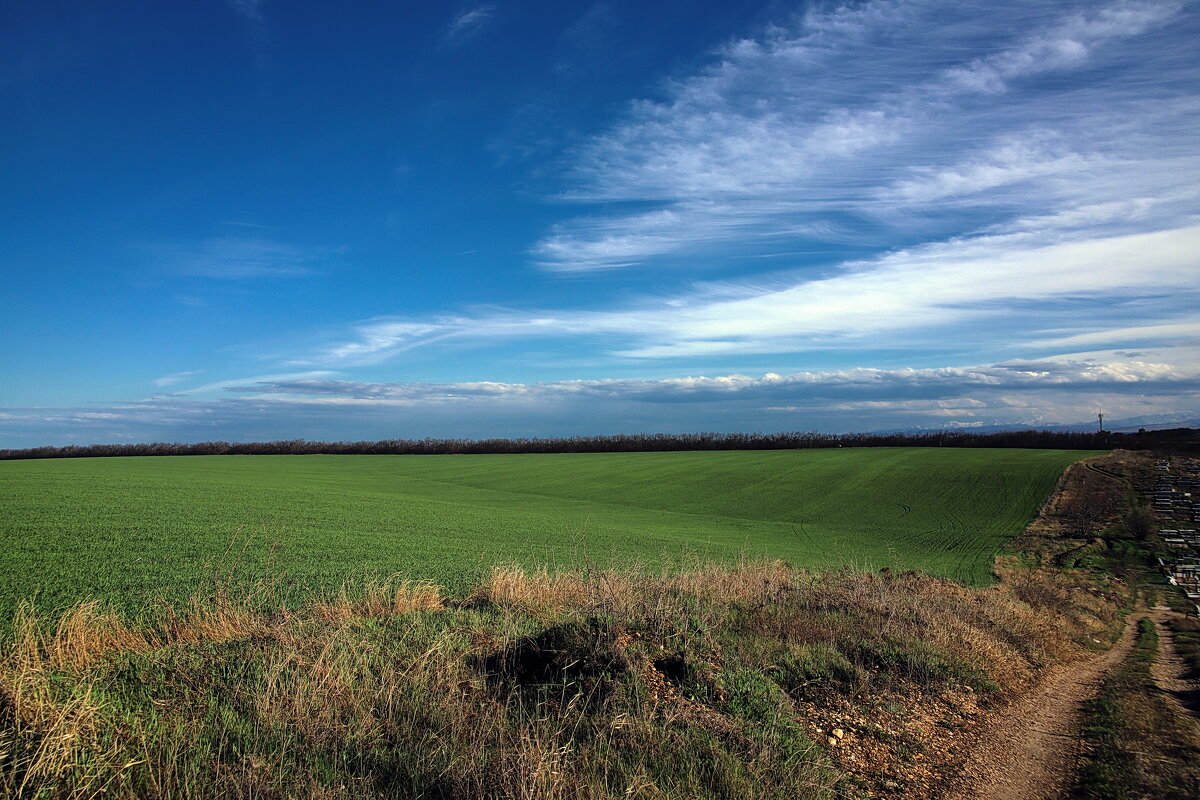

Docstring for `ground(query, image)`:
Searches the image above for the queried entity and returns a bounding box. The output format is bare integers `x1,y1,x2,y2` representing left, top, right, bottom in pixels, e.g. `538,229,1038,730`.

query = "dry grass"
0,557,1125,800
470,564,608,615
309,575,444,623
1,606,137,798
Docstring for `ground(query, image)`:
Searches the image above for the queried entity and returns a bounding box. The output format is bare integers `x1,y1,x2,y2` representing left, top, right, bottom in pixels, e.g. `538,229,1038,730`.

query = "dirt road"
1150,607,1200,721
937,613,1142,800
938,605,1200,800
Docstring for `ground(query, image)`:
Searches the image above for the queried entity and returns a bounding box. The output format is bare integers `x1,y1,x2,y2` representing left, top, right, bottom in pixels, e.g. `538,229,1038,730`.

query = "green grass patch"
1077,618,1200,799
0,448,1092,621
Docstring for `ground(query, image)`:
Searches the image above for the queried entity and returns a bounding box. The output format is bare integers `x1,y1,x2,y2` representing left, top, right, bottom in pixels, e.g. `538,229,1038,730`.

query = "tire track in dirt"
936,611,1143,800
1150,607,1200,721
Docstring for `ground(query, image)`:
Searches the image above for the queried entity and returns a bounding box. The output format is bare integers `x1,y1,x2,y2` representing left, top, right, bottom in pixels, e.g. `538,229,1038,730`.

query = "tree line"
0,427,1163,461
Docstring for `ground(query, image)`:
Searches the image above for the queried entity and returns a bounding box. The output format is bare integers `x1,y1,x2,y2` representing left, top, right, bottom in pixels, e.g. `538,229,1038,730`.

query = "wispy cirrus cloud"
225,0,264,25
532,0,1196,271
1028,321,1200,350
295,224,1200,366
151,371,202,388
287,0,1198,376
166,371,339,397
444,5,495,44
225,0,269,59
144,236,331,279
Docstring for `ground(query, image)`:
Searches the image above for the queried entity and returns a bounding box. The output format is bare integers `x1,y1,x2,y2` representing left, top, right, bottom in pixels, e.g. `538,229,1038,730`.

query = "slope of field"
0,448,1093,619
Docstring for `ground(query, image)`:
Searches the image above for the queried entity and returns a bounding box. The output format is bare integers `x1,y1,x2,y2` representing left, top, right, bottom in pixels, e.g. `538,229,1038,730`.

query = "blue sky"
2,0,1198,446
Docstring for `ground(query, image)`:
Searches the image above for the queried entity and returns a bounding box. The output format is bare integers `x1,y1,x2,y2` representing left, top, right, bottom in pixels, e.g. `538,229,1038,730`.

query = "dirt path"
937,606,1200,800
1150,606,1200,720
937,612,1143,800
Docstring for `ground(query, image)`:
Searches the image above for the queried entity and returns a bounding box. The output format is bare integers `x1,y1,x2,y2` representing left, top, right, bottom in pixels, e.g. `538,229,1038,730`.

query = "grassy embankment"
1,559,1121,799
0,447,1093,624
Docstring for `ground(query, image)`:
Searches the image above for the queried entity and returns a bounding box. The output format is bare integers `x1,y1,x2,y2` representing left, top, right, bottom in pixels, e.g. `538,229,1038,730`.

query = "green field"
0,448,1093,619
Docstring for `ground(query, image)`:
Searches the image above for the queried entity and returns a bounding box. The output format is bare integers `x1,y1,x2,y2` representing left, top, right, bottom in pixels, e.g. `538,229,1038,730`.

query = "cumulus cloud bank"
4,354,1195,447
239,358,1197,405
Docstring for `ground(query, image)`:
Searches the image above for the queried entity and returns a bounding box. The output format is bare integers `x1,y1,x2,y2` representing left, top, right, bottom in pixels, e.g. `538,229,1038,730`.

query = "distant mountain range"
880,413,1200,436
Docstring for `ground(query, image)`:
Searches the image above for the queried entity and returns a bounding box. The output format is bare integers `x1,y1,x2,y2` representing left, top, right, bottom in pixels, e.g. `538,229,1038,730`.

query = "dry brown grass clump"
309,576,444,623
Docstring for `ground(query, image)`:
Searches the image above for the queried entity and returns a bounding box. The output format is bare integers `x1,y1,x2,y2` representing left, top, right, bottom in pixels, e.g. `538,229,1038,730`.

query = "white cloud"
226,0,263,24
237,357,1200,407
532,0,1195,272
146,236,329,279
940,0,1181,93
152,371,202,388
171,371,339,397
283,0,1198,373
226,0,268,52
880,140,1093,205
1029,322,1200,350
6,353,1195,447
284,0,1197,374
444,5,494,43
300,224,1200,366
